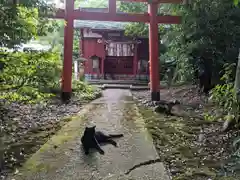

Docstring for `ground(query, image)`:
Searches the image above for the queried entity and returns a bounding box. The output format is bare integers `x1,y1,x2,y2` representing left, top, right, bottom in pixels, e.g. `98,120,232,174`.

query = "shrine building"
75,8,150,82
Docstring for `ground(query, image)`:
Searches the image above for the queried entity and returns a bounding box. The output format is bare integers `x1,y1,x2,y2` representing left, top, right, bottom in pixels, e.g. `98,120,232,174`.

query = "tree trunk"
234,48,240,102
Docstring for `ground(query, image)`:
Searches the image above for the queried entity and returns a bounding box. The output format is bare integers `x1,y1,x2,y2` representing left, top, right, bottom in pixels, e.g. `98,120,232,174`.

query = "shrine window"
106,42,135,56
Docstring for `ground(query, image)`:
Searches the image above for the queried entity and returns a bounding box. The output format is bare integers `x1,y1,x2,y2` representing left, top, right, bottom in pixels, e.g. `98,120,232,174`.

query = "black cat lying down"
81,125,123,155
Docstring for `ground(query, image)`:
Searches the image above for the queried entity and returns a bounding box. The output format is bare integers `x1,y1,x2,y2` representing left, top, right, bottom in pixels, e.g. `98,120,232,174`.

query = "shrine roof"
74,7,128,30
74,20,127,30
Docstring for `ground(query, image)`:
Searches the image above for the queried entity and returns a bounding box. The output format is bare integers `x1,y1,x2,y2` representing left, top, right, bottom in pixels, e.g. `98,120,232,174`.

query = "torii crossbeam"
54,0,182,102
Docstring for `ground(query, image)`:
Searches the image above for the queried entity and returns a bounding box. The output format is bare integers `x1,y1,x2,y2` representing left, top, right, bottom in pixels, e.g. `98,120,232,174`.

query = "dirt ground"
132,84,240,180
0,94,99,179
2,85,240,180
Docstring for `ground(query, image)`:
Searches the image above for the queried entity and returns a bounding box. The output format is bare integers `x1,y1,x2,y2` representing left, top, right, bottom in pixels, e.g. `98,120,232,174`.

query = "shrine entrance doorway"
105,56,133,74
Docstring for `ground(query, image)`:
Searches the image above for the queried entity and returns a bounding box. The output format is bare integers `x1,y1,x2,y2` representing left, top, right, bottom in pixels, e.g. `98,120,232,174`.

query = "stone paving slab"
101,84,151,90
101,84,131,89
130,85,150,91
8,89,170,180
87,80,148,85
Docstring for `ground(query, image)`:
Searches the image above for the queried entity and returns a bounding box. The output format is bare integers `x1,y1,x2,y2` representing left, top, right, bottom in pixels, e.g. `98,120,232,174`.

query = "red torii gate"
55,0,182,102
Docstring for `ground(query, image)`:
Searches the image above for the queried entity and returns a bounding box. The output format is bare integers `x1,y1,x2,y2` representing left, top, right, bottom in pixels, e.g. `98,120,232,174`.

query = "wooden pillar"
109,0,116,14
101,57,104,79
80,29,84,57
133,43,138,77
61,0,74,102
148,2,160,101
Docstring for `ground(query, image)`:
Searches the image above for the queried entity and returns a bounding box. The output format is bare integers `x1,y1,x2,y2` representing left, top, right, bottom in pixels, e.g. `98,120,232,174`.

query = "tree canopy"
0,0,58,48
119,0,240,82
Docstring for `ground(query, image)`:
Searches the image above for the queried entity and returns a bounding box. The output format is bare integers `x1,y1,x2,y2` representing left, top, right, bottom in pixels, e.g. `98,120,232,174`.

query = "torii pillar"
61,0,74,102
148,1,160,101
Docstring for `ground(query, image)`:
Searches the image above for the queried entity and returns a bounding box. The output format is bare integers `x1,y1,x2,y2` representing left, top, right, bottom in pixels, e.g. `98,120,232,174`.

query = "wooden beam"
117,0,183,3
158,15,181,24
73,10,149,22
109,0,116,14
53,9,181,24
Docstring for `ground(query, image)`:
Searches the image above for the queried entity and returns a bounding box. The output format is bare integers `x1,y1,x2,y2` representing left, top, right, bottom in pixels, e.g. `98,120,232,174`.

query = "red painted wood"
53,9,181,24
73,10,149,22
133,44,138,76
109,0,116,14
158,15,181,24
148,2,160,94
105,56,134,74
137,38,149,60
80,29,84,56
62,0,74,93
82,39,105,74
101,56,104,75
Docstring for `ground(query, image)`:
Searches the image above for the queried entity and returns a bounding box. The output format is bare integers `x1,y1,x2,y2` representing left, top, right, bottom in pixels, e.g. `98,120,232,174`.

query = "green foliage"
205,63,239,122
0,0,100,104
124,23,148,38
0,1,58,48
0,51,62,103
119,3,176,37
39,20,80,60
167,0,240,83
73,30,81,60
38,20,65,52
122,0,240,84
233,0,240,6
119,2,148,37
72,80,102,100
77,0,108,8
0,51,101,104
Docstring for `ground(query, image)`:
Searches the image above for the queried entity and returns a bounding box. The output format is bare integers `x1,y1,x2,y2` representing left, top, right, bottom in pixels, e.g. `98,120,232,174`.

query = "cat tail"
108,134,124,138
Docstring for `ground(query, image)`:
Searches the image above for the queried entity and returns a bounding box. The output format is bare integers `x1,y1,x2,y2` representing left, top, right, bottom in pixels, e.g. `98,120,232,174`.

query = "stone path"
8,89,169,180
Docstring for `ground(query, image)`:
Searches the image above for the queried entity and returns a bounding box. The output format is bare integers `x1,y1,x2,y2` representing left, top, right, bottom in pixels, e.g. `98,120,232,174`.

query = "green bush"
0,51,62,103
72,80,102,101
205,63,239,123
0,51,102,104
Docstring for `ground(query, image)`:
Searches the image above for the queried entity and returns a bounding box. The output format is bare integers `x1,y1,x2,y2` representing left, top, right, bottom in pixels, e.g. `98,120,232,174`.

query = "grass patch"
138,105,240,180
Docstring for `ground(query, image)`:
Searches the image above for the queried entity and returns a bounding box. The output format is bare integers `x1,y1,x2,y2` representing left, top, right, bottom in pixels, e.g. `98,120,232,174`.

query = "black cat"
81,125,123,155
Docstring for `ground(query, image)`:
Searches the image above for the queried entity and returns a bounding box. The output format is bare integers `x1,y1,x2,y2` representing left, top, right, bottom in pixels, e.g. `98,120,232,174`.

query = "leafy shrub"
0,51,62,103
0,51,102,103
72,80,102,100
205,63,239,124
